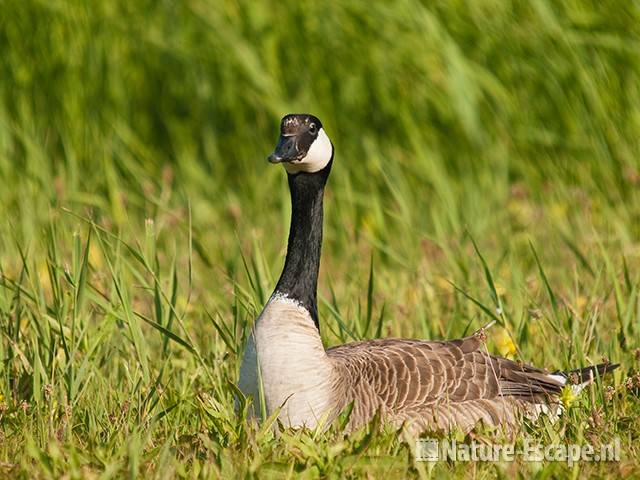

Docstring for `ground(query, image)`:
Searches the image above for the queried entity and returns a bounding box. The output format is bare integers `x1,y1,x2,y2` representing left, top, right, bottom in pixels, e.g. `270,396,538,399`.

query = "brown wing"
327,332,564,433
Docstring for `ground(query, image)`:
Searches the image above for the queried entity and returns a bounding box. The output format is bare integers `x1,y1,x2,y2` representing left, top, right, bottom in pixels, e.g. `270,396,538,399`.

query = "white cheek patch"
284,128,333,174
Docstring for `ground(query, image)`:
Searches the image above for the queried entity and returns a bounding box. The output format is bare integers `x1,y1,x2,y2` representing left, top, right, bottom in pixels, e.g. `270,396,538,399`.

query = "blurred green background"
0,0,639,477
2,0,638,251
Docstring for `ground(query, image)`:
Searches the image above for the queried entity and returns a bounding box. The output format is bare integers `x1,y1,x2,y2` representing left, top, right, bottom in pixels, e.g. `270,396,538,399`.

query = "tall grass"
0,0,639,477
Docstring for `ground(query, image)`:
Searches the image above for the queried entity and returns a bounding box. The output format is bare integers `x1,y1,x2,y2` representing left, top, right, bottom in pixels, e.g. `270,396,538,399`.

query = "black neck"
274,161,332,328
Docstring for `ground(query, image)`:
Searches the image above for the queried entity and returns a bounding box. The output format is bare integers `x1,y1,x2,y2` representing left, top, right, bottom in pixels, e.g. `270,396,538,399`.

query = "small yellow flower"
494,283,506,297
435,276,454,293
89,242,104,269
550,202,568,221
0,393,4,402
560,385,577,409
529,323,542,340
38,262,51,296
494,328,517,358
576,295,588,310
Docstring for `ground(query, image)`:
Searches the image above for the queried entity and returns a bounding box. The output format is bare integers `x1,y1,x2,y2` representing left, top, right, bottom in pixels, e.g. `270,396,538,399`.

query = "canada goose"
238,113,618,435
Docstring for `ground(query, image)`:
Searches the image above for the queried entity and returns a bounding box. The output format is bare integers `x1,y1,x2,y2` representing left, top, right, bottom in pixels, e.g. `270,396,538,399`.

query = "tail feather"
557,363,620,384
525,363,619,422
553,362,620,388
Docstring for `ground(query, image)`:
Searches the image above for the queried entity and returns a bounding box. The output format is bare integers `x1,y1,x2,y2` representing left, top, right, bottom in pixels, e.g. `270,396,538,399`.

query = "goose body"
238,114,617,435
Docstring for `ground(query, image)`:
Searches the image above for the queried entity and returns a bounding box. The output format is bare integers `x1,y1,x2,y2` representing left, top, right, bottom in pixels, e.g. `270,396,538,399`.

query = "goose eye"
309,123,317,135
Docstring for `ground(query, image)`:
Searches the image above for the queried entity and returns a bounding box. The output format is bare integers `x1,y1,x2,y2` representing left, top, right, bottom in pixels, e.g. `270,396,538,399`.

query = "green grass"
1,0,639,477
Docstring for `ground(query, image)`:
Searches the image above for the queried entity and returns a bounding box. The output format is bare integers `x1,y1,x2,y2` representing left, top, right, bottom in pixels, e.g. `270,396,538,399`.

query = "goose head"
268,114,333,174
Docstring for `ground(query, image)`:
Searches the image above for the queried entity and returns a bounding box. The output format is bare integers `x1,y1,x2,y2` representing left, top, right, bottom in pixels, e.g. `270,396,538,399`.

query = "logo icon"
416,439,439,462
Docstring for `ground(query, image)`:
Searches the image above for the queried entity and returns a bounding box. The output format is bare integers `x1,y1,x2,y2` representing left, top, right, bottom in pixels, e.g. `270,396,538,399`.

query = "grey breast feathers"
326,332,564,434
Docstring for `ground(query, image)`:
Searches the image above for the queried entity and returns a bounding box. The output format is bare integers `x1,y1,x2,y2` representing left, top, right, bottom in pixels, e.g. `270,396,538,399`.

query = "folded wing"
328,331,569,433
